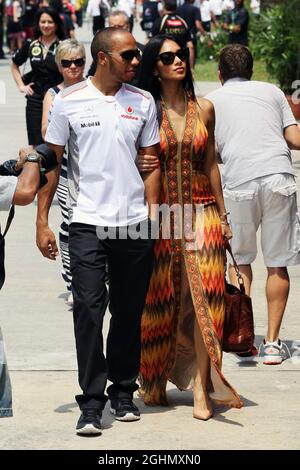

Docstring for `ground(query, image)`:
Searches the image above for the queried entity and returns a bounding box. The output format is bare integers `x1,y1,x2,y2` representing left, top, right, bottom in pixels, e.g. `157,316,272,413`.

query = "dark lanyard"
1,205,15,237
0,205,15,290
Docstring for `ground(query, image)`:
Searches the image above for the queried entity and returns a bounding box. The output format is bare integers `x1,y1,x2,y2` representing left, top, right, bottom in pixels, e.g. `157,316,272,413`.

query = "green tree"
250,0,300,93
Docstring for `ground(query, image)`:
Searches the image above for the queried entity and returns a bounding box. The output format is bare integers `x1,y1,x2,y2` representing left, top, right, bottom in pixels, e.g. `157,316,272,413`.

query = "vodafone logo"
121,114,138,121
120,105,138,120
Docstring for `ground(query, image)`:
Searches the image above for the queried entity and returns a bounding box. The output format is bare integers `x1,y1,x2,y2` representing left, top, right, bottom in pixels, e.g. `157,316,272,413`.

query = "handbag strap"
1,205,15,238
224,238,245,294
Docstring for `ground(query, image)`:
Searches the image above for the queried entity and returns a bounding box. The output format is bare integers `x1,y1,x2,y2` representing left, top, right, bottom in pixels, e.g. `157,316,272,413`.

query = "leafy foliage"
197,29,228,62
250,0,300,93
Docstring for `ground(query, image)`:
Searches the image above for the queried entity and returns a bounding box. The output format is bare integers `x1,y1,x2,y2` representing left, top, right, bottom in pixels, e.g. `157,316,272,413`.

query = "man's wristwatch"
24,153,48,188
25,153,41,164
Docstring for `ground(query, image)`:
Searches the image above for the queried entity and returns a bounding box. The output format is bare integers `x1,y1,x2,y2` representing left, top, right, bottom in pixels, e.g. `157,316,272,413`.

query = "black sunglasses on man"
100,48,141,62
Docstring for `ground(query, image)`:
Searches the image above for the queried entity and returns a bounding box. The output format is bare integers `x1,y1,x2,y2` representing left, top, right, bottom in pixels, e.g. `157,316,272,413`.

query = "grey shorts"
223,173,300,267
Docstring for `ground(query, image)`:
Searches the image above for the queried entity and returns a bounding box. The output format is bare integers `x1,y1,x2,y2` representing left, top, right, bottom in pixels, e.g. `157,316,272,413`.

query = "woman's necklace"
162,93,187,142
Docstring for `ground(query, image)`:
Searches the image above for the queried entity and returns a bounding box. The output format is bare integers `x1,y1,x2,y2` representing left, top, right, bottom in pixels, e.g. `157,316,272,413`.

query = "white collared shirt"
210,0,223,16
222,0,234,12
46,78,160,227
86,0,110,17
117,0,135,17
200,0,212,22
206,78,297,188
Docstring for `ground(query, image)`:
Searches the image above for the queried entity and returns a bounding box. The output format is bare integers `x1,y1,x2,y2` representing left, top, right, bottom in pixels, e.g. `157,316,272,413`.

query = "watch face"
26,154,40,162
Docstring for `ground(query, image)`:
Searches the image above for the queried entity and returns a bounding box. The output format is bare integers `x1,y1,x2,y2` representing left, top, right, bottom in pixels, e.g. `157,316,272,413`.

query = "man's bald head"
91,27,133,62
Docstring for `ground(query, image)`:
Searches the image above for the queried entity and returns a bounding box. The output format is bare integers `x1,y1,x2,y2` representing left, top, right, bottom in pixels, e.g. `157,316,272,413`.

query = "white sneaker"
262,339,288,365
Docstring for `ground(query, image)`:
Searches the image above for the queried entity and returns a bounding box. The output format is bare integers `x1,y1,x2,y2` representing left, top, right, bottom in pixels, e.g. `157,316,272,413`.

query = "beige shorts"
223,173,300,267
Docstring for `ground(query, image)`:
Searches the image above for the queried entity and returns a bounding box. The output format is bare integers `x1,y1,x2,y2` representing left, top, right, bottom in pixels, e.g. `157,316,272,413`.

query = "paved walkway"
0,21,299,450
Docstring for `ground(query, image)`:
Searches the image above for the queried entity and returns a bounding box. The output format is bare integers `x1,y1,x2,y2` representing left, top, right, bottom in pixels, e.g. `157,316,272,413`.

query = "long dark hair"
34,7,65,40
137,35,195,102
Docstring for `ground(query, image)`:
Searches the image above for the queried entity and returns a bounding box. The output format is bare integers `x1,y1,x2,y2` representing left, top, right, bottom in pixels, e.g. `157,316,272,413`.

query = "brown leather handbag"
223,240,255,353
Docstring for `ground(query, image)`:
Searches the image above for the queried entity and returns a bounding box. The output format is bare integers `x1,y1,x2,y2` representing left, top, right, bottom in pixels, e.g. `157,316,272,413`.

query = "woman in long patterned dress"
137,35,243,420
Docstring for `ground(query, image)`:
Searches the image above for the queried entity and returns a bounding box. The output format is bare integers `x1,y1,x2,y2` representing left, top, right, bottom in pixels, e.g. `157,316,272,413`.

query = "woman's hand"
221,222,233,240
137,153,160,173
19,83,34,96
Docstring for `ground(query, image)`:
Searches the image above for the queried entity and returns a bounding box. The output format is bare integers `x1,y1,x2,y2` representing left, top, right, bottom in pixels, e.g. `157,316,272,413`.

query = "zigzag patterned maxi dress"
140,97,243,408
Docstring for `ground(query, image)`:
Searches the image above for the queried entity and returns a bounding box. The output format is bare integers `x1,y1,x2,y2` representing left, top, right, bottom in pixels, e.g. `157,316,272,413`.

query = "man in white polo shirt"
206,44,300,365
38,28,161,435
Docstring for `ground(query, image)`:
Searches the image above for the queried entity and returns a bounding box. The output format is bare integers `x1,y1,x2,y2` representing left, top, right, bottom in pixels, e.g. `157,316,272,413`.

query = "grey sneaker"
262,339,288,365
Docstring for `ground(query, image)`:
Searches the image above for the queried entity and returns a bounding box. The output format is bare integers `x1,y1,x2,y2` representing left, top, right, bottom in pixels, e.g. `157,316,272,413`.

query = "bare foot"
193,392,213,421
212,397,243,409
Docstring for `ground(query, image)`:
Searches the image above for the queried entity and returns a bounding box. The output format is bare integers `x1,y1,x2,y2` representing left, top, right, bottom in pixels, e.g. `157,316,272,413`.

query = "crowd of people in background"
0,0,262,59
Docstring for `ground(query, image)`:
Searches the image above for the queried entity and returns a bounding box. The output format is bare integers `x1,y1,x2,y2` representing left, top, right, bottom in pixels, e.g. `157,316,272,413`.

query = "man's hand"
16,146,36,170
36,224,59,260
137,153,160,173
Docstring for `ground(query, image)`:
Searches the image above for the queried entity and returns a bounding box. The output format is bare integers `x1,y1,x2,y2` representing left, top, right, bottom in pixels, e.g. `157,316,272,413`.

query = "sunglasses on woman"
102,48,141,62
61,58,85,68
157,48,189,66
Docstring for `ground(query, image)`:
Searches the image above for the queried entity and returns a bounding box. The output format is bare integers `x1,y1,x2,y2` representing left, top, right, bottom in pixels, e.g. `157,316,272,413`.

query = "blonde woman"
38,39,85,305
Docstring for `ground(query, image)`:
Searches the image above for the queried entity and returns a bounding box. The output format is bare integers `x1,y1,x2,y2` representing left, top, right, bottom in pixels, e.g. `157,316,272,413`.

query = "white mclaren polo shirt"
45,78,160,227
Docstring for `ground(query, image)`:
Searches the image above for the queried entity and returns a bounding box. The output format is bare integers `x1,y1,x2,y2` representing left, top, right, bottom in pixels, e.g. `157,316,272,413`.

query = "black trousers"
69,222,154,410
75,9,83,27
202,21,211,32
25,94,43,146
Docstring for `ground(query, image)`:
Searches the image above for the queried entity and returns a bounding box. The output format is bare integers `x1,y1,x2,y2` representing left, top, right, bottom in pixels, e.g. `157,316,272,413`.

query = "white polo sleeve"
0,176,17,211
139,96,160,148
279,89,297,129
45,95,70,146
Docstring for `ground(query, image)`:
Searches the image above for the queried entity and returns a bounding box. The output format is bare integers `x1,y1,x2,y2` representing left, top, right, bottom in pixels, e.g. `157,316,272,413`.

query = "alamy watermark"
291,80,300,105
95,199,205,251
